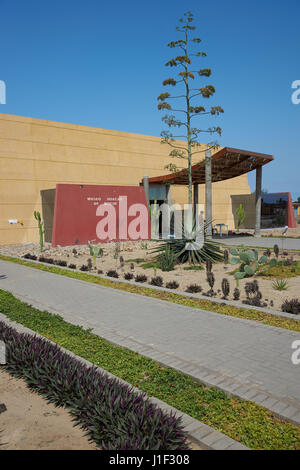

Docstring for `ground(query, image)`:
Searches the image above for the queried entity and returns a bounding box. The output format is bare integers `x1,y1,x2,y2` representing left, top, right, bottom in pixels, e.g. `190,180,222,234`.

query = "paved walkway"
0,259,299,425
219,236,300,250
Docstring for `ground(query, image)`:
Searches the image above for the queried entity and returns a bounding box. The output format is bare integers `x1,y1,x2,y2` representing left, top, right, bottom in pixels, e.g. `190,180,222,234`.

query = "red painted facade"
52,184,150,246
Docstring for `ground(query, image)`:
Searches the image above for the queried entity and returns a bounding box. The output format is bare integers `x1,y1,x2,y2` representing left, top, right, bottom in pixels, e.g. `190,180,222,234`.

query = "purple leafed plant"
0,322,188,450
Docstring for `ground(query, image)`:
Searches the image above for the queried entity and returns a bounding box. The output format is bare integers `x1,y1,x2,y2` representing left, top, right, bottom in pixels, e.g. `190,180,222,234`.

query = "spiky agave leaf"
0,321,189,450
152,220,222,265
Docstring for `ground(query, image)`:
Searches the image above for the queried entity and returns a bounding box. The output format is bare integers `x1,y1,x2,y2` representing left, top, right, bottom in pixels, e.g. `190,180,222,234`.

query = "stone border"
3,254,299,323
0,313,248,451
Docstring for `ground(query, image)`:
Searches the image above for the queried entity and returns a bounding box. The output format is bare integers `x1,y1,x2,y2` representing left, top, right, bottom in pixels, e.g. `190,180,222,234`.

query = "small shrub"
0,322,188,450
281,299,300,315
185,284,202,293
130,263,135,271
68,264,76,269
124,272,134,280
97,269,103,275
80,265,89,272
221,278,230,299
135,274,147,283
166,281,179,290
106,270,119,278
272,279,288,291
233,288,240,301
150,276,163,287
207,272,215,292
263,249,271,258
243,280,266,307
45,258,54,264
223,249,229,264
56,260,67,267
72,248,77,255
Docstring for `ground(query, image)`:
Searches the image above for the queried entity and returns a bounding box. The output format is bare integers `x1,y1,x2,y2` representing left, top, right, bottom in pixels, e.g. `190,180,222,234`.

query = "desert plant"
80,264,89,271
272,279,288,291
223,249,229,264
106,270,119,278
130,263,135,271
119,256,125,268
150,276,164,287
221,278,230,299
69,264,76,269
87,258,93,270
97,269,103,275
159,244,175,272
185,284,202,293
233,288,240,301
206,259,212,273
229,247,277,283
153,220,222,266
206,271,215,294
166,281,179,290
135,274,147,283
236,204,246,232
0,321,188,450
140,242,148,250
274,244,279,259
34,211,45,252
281,299,300,315
263,249,271,258
88,243,103,267
124,272,134,280
56,260,67,267
243,280,266,307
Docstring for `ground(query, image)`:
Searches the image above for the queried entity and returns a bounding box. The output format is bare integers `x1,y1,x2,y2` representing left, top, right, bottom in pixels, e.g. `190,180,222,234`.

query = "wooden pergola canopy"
146,147,273,185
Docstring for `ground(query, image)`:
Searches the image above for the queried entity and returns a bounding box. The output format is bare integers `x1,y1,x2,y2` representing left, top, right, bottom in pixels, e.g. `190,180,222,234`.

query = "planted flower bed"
0,321,188,450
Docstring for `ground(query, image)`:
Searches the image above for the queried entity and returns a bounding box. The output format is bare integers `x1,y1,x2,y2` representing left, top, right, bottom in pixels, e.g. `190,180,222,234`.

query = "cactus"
34,211,45,252
221,278,230,299
229,247,277,283
88,243,103,267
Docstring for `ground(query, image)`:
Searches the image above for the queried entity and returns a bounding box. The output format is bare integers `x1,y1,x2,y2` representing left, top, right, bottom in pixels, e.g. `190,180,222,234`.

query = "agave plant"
152,220,222,265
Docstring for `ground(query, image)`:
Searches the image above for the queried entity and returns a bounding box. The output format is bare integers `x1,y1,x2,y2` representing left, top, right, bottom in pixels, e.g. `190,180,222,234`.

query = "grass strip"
0,254,299,333
0,288,299,450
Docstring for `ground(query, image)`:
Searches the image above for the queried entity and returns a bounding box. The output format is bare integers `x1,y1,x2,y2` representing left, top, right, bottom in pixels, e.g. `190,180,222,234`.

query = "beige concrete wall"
0,113,251,244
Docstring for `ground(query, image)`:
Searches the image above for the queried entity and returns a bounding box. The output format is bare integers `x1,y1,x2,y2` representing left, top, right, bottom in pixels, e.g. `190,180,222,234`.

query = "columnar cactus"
33,211,44,252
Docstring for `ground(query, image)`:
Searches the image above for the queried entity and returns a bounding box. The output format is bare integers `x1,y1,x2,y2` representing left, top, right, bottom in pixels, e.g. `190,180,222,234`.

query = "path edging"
0,313,249,451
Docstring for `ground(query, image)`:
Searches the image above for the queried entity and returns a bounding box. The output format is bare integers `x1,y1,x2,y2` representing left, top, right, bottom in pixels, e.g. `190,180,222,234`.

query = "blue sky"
1,0,299,199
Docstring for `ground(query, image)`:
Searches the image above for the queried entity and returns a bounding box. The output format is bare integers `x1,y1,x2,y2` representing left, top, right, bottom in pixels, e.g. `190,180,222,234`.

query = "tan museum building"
0,113,273,245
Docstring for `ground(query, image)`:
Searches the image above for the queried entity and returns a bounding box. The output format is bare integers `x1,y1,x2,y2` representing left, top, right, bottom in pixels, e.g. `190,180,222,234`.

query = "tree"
157,11,224,206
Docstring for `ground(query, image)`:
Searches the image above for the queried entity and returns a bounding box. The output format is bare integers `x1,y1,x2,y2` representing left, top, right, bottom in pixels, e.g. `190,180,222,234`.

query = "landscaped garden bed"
0,316,188,450
1,240,300,314
0,289,299,450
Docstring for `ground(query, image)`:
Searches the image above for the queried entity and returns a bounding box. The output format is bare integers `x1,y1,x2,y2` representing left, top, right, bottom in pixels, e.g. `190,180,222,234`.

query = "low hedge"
0,321,188,450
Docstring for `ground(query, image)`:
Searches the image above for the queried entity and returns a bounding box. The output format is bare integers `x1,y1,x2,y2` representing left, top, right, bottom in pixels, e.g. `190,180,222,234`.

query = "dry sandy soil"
0,368,97,450
1,240,300,312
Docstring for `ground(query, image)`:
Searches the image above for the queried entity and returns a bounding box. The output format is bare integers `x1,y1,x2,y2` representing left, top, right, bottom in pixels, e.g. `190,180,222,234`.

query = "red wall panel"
52,184,150,246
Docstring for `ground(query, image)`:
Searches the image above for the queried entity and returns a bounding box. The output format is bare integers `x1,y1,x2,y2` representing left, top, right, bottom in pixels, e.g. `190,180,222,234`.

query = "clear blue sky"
1,0,299,199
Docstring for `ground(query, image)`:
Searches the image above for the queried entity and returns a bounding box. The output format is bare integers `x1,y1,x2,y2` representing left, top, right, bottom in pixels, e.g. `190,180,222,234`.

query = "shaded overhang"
145,147,274,186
